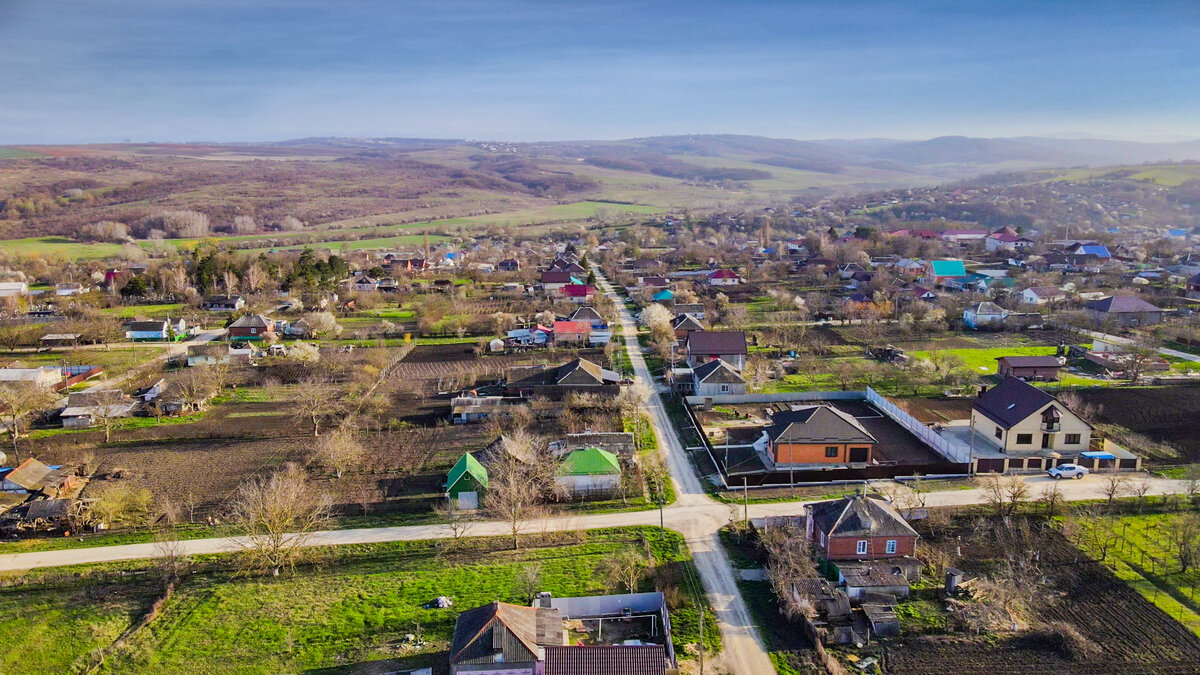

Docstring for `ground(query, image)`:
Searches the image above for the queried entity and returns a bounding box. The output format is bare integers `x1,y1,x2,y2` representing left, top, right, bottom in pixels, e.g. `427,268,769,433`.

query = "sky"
1,0,1199,144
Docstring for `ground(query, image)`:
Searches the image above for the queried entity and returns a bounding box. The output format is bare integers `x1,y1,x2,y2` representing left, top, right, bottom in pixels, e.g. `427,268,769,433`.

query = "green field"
907,345,1063,375
0,147,45,159
1070,513,1200,637
0,528,715,674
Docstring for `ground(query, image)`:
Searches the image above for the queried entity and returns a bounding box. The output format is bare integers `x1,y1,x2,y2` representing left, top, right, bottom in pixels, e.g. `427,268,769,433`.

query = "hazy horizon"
2,0,1199,145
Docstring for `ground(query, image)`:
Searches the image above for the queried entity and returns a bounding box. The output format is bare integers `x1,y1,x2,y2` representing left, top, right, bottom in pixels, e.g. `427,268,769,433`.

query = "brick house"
552,320,591,345
227,314,275,341
765,405,877,466
806,494,919,561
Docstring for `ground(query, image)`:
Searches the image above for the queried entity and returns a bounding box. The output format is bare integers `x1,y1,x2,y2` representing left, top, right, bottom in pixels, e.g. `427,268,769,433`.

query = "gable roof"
965,301,1007,315
692,359,746,385
708,269,740,279
652,289,674,301
672,314,704,332
929,260,967,277
450,602,562,665
686,331,747,356
1084,295,1162,314
127,320,168,332
972,376,1058,428
553,320,591,334
560,447,621,475
545,645,668,675
1079,244,1111,257
229,314,272,328
766,405,876,445
447,453,488,491
1026,286,1064,298
555,358,620,385
809,494,919,539
569,306,603,322
541,271,574,284
561,284,594,297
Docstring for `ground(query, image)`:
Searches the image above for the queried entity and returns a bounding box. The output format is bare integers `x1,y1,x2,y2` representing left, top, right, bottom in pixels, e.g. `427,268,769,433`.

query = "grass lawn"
1070,513,1200,637
0,147,46,159
907,345,1063,376
0,528,716,674
99,303,187,319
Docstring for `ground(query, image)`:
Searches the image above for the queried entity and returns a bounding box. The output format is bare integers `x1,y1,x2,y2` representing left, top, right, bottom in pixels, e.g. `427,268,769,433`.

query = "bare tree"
312,426,365,479
291,377,342,436
597,550,651,593
982,474,1030,518
1100,469,1130,511
514,562,544,603
0,382,57,459
483,434,560,550
434,502,475,550
760,522,818,620
88,389,132,444
1128,476,1152,514
154,529,192,582
1037,482,1064,516
227,464,332,576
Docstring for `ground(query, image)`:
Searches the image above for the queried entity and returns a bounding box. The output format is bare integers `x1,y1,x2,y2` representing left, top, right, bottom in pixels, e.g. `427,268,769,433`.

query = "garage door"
456,491,479,510
977,458,1006,473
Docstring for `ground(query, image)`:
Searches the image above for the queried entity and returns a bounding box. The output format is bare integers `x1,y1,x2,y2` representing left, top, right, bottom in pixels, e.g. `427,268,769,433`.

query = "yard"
0,527,716,674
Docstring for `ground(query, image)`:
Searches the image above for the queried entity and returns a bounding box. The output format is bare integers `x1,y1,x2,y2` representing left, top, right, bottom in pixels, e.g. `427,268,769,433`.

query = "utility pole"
698,600,705,675
743,476,749,525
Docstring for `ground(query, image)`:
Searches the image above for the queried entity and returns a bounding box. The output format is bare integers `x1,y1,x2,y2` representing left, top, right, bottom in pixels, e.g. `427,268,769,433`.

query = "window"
994,426,1003,439
856,540,868,555
719,384,730,393
1065,433,1081,445
1016,433,1033,445
819,531,825,547
825,446,839,458
886,539,897,554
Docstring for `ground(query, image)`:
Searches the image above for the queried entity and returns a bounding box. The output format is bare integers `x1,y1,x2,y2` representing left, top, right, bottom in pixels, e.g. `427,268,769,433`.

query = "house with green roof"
446,453,488,509
555,447,622,498
924,260,968,287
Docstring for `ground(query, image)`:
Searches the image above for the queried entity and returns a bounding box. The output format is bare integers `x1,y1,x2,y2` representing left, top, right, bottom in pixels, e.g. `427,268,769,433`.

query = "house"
201,295,245,311
1187,272,1200,300
59,390,135,429
996,355,1063,380
671,313,705,339
132,378,166,402
498,258,521,272
451,396,514,424
54,282,89,297
807,494,919,561
0,282,29,298
904,285,937,302
125,317,187,341
638,275,669,289
985,232,1035,252
446,453,488,510
567,306,604,329
552,321,591,345
1084,295,1164,327
449,602,564,675
556,447,622,497
544,646,669,675
540,271,578,293
687,359,747,397
685,331,748,370
228,314,275,341
0,367,62,389
971,377,1092,453
673,303,706,320
962,301,1008,330
1021,286,1067,305
349,276,379,292
560,284,595,304
707,269,742,286
555,358,620,387
652,289,674,303
924,260,967,286
939,229,988,244
892,258,926,278
766,405,877,466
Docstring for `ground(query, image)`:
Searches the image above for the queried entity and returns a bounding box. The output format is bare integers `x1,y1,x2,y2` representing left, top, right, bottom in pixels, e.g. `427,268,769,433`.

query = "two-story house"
684,331,747,370
970,377,1091,453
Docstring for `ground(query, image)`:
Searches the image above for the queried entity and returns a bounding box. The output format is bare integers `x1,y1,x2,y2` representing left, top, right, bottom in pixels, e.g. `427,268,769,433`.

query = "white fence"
865,387,972,464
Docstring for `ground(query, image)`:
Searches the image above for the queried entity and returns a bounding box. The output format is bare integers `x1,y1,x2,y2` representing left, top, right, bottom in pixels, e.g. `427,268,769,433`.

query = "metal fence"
865,386,972,464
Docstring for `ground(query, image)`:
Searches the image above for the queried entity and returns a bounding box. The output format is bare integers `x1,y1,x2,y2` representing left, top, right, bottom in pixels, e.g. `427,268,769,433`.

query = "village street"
0,282,1192,674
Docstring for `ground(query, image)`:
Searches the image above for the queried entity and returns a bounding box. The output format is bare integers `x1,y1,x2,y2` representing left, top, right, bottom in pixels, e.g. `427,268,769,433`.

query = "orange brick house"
765,405,877,466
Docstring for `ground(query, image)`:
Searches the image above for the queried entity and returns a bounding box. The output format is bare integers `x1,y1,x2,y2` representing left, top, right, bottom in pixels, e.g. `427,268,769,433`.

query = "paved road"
4,305,1196,672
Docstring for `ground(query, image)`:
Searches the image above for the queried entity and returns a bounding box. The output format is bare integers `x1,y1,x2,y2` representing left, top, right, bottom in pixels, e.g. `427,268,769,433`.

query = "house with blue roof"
653,289,674,302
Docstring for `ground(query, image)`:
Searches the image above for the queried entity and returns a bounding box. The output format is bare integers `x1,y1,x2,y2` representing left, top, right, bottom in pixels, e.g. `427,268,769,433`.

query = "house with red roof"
707,269,742,286
560,284,595,304
551,320,591,345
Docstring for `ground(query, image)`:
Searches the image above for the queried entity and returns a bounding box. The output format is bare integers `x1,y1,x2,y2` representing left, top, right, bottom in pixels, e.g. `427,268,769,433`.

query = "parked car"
1048,463,1089,480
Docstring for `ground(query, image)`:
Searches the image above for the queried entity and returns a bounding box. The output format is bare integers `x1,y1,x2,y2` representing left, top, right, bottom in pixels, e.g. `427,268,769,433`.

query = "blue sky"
1,0,1198,144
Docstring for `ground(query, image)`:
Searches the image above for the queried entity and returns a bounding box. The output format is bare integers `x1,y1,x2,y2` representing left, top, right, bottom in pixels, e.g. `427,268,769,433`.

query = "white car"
1048,464,1089,480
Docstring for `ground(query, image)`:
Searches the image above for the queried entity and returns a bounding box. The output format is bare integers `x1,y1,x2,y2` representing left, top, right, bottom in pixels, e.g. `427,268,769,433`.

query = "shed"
556,447,622,497
446,453,488,510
